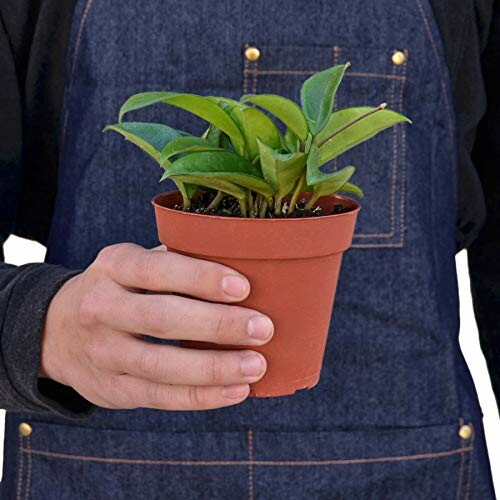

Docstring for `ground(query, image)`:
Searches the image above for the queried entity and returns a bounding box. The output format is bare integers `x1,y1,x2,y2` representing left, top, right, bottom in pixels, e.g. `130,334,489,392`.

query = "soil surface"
174,191,350,218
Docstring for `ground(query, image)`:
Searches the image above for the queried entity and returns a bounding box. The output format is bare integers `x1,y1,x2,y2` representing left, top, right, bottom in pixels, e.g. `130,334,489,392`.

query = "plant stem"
259,199,268,218
288,171,306,216
274,197,282,215
207,191,225,210
316,103,387,149
175,181,191,210
239,197,248,217
305,191,319,210
247,190,255,218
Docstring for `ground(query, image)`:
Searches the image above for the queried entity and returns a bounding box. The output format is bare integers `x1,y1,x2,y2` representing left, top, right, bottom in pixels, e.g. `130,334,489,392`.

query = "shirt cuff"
1,263,95,418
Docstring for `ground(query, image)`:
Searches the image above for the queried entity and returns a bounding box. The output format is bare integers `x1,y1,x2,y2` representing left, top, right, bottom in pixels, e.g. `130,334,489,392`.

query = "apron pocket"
14,419,473,499
243,43,408,248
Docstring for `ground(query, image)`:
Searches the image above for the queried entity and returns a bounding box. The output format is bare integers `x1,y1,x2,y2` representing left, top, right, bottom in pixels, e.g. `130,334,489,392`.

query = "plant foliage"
105,63,411,217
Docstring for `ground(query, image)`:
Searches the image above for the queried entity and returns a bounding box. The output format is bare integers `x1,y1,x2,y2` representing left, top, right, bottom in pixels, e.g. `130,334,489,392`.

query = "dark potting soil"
174,191,349,218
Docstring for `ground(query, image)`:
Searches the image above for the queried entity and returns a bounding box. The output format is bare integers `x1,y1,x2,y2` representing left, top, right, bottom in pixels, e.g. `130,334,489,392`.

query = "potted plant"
104,62,410,397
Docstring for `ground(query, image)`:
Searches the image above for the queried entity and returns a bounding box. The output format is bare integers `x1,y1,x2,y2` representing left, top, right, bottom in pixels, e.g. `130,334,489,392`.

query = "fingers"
96,243,250,303
103,291,274,346
110,375,250,411
103,335,267,386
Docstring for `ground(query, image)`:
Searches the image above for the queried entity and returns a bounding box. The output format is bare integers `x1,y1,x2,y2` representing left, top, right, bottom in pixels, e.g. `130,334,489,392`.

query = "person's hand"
40,243,274,411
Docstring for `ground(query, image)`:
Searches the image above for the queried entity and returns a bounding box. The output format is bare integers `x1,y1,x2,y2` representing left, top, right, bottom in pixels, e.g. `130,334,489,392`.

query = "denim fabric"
2,0,496,498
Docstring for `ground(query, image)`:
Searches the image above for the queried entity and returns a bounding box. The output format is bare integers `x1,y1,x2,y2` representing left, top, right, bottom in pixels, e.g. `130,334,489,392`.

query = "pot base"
249,373,320,398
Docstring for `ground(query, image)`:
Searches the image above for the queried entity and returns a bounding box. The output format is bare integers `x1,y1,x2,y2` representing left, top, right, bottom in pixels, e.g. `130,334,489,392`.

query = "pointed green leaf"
118,92,245,155
229,106,282,161
165,151,275,197
240,94,309,141
306,143,355,193
311,166,355,198
257,139,306,199
159,137,225,167
300,62,350,135
103,122,182,163
340,181,364,198
316,106,411,166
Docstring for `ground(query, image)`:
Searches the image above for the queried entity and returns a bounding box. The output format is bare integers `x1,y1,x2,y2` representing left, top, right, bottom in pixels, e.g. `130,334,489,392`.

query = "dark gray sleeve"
468,2,500,414
0,1,93,418
0,262,95,417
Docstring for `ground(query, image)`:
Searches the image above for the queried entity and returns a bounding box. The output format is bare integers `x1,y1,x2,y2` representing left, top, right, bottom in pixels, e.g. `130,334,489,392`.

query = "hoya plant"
104,62,410,218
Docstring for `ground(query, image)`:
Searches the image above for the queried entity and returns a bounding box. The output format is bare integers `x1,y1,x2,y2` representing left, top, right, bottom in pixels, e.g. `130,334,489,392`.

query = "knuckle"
146,383,171,407
205,354,225,385
136,348,162,379
210,309,236,343
95,244,121,269
186,385,205,409
134,251,162,288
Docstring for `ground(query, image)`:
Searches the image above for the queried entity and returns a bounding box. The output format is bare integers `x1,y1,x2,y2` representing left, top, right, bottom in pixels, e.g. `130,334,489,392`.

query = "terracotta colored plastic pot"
152,191,359,397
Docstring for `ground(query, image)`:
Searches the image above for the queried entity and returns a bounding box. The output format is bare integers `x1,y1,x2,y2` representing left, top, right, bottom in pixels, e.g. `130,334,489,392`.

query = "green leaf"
312,166,355,197
118,92,245,155
257,139,306,199
229,105,282,161
316,106,411,166
167,175,247,201
306,143,355,195
240,94,309,142
165,151,275,198
283,128,299,152
340,181,364,198
300,62,350,135
159,136,225,167
103,122,182,163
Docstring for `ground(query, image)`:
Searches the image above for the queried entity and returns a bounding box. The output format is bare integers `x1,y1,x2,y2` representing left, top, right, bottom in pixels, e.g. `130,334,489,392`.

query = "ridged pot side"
152,191,360,397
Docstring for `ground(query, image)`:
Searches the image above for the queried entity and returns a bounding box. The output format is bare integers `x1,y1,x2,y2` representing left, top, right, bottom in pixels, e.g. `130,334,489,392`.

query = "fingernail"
248,315,274,340
222,384,249,399
240,354,265,377
221,275,249,298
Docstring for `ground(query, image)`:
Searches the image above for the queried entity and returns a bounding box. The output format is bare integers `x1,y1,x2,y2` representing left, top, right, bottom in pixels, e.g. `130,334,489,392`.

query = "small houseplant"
105,63,410,397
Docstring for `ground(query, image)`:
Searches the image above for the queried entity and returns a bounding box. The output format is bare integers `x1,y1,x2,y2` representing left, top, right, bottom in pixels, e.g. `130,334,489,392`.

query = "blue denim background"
2,0,496,498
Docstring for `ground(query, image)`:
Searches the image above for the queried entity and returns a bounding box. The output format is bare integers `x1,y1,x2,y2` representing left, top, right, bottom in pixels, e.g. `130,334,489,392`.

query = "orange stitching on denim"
248,431,254,500
243,44,250,94
61,0,96,153
24,436,32,500
352,242,404,249
333,46,339,66
252,59,259,94
20,445,471,466
464,423,475,500
16,434,24,500
245,69,404,81
414,0,456,178
456,418,465,500
397,51,409,246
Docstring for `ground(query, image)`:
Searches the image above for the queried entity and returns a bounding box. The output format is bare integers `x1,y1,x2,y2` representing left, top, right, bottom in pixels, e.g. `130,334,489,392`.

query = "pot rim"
152,191,361,223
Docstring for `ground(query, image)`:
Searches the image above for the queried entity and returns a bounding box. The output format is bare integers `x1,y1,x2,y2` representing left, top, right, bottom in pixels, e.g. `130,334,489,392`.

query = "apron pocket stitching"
19,444,472,466
16,434,24,500
455,418,466,500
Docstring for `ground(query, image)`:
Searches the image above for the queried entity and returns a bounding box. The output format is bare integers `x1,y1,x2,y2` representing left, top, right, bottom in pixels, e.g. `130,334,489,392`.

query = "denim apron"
2,0,496,498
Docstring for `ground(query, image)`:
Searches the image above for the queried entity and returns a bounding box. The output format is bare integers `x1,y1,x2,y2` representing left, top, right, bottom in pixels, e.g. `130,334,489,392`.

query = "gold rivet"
458,424,473,440
19,422,32,437
391,50,406,66
245,46,260,62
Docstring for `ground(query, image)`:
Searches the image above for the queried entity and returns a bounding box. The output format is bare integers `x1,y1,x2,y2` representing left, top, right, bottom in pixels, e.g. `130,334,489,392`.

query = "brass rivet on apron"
19,422,32,437
245,46,261,62
391,50,406,65
458,424,473,440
